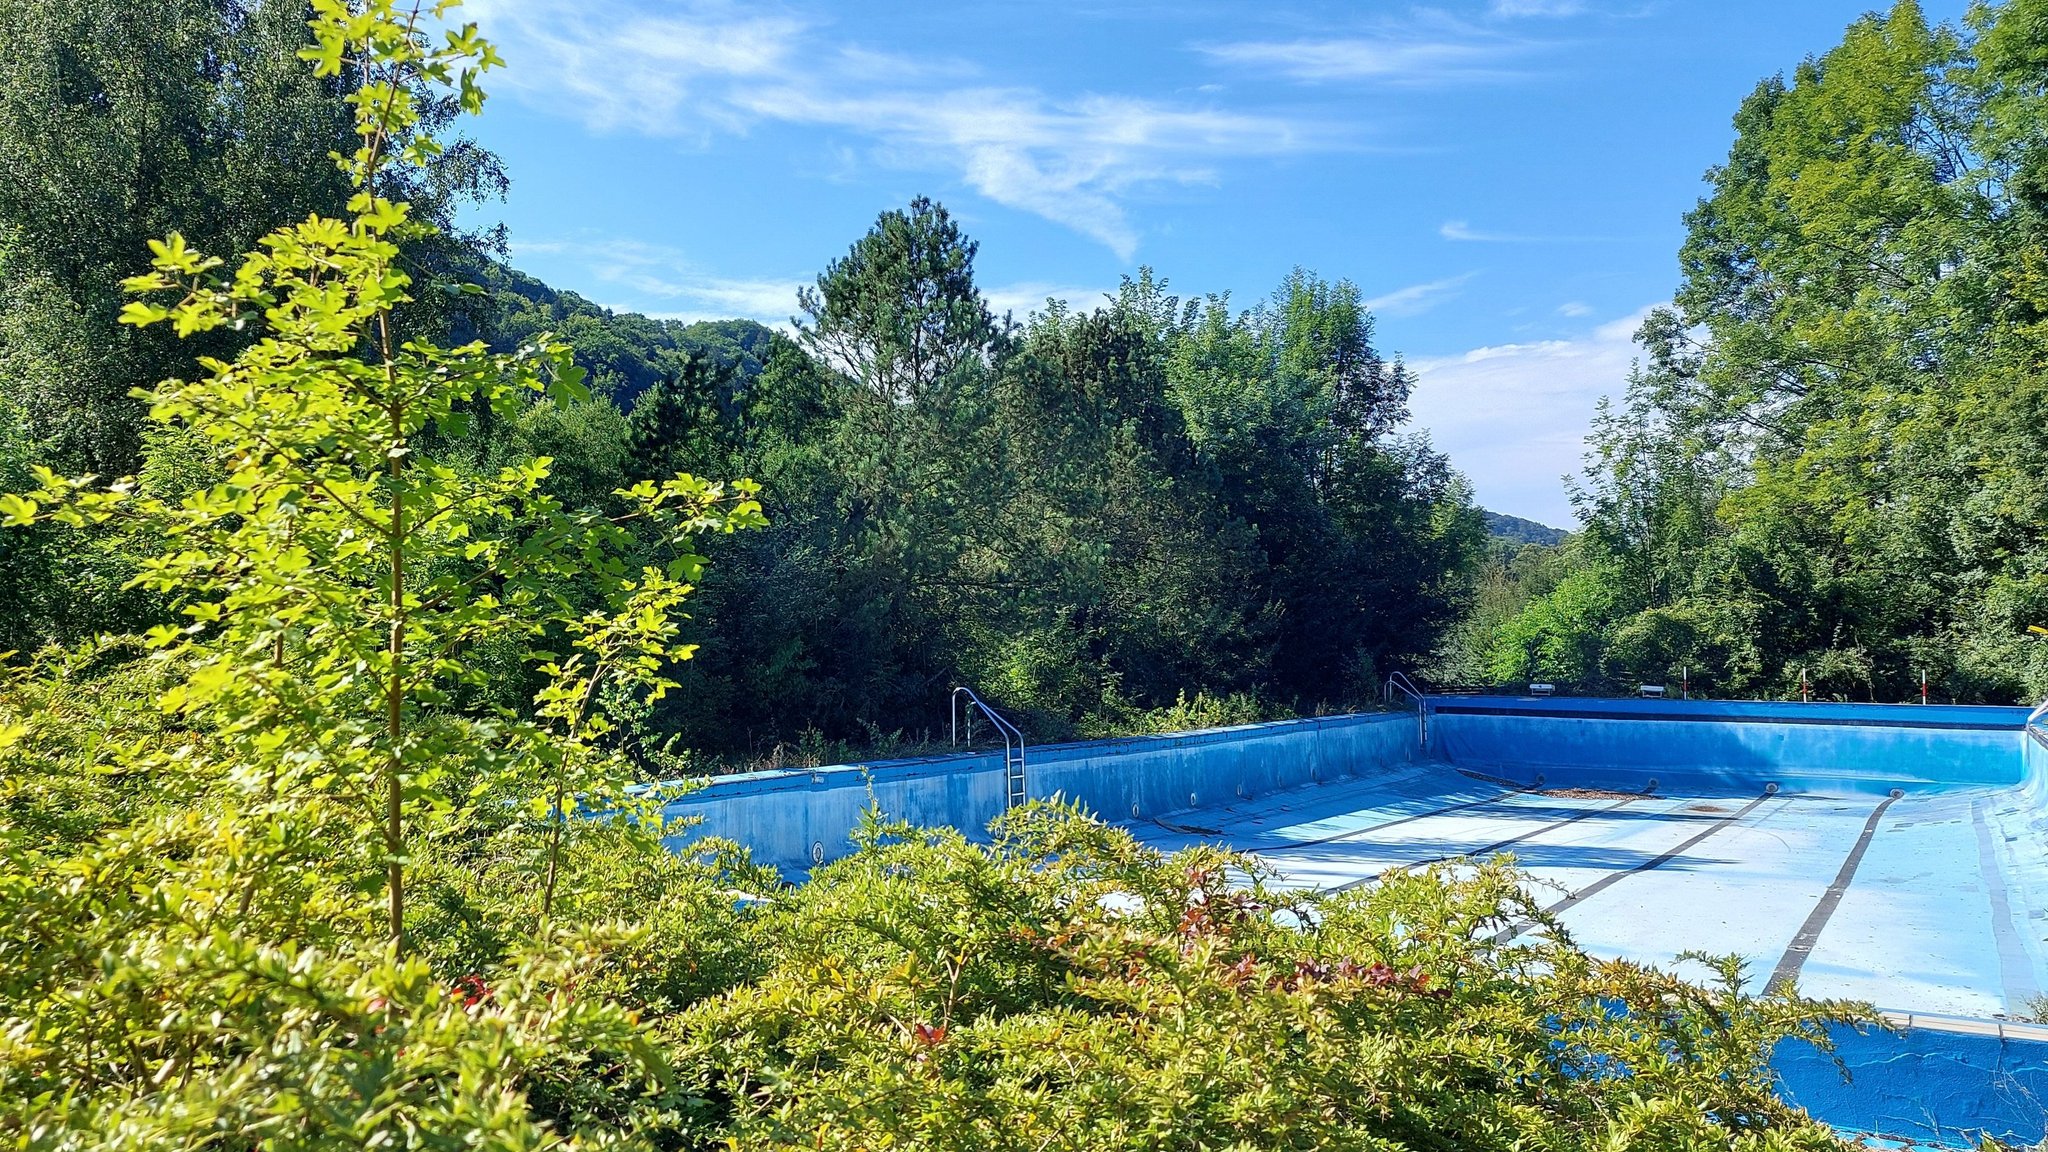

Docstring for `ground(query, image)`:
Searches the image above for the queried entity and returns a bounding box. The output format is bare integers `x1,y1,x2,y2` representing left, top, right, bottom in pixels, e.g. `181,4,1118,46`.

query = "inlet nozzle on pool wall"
1765,783,1780,795
1645,778,1659,793
1889,787,1905,799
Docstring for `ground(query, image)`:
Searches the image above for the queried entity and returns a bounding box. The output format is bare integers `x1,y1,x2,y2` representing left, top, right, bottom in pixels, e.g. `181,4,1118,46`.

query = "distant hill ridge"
1483,510,1569,546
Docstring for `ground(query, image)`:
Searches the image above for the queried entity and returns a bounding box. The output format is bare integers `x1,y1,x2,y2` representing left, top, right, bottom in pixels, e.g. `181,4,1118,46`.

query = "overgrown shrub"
662,804,1867,1151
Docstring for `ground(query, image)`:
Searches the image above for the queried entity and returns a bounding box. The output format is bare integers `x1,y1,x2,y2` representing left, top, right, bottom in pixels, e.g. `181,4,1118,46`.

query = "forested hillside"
0,0,1483,760
1470,0,2048,704
1482,511,1568,547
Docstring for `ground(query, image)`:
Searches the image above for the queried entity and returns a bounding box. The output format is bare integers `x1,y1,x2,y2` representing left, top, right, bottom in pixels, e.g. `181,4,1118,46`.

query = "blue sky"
456,0,1966,527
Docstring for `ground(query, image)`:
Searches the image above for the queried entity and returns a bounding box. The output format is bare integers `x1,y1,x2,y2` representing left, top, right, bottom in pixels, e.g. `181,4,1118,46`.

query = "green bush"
661,804,1865,1151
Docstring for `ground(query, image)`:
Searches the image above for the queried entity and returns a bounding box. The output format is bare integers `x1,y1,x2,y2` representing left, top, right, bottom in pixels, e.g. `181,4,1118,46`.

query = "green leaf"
118,301,171,328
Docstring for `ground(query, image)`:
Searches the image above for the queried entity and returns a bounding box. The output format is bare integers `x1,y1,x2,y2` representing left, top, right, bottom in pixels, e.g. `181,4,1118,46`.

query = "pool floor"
1123,761,2048,1019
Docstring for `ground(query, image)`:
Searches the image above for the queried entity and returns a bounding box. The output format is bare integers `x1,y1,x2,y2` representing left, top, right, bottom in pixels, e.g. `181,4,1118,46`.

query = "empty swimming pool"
1128,698,2046,1019
663,695,2048,1145
1115,696,2048,1146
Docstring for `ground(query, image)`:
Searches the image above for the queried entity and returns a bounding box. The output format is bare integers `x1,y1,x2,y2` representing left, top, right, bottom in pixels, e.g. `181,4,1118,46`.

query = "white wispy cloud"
1199,38,1514,84
465,0,800,138
1441,219,1618,243
1441,219,1527,242
732,86,1300,259
982,281,1114,321
1199,9,1546,86
1406,306,1652,525
466,0,1312,260
1557,300,1593,317
1365,272,1475,318
513,237,807,325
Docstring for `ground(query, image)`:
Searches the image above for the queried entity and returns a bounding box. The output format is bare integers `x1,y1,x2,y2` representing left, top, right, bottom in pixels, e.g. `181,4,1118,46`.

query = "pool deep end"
662,699,2048,1146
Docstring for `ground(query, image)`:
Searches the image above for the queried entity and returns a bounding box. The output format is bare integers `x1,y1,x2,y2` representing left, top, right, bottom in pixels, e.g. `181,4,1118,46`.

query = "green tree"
1496,0,2048,702
0,3,764,1144
1164,270,1480,704
798,195,1000,405
0,0,502,477
5,0,761,944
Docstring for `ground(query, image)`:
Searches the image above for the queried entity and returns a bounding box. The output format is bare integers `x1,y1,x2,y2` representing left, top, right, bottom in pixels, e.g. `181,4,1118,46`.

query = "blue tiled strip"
1971,798,2040,1014
1431,702,2021,732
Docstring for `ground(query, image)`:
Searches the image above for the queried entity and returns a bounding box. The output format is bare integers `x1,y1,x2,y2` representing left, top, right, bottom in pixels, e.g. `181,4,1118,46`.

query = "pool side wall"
1776,1020,2048,1147
659,712,1423,875
1428,696,2029,797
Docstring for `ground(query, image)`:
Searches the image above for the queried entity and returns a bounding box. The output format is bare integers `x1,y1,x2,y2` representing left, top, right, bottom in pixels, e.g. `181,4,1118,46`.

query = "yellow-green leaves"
298,0,353,77
146,233,218,276
347,192,412,236
117,300,172,328
297,0,502,187
117,234,233,334
0,493,35,526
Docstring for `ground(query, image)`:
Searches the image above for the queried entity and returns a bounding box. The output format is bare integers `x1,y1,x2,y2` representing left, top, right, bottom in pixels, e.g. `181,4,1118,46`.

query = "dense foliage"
474,218,1486,752
1470,0,2048,703
0,1,1482,758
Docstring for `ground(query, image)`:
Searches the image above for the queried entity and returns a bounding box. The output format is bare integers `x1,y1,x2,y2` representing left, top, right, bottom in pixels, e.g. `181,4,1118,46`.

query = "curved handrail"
952,685,1023,749
1385,671,1424,708
2027,696,2048,749
953,686,1028,808
1383,672,1428,751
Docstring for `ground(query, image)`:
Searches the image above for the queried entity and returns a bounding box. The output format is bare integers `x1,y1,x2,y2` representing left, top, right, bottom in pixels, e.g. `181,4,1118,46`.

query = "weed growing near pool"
663,802,1873,1150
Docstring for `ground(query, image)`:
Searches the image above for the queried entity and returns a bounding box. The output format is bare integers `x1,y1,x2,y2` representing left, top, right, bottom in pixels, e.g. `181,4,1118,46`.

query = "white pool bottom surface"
1122,762,2048,1020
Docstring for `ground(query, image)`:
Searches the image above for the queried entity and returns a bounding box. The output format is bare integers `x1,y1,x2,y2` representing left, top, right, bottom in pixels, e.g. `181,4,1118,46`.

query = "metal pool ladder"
2027,695,2048,751
953,686,1028,809
1384,671,1427,750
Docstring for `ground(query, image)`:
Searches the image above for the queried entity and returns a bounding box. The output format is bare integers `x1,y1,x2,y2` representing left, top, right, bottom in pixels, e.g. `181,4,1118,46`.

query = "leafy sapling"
0,0,763,949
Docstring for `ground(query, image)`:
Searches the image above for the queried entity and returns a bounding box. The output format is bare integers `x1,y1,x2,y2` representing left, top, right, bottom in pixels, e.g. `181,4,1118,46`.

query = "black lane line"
1491,790,1779,945
1251,786,1534,853
1763,791,1904,996
1329,787,1657,894
1152,784,1534,850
